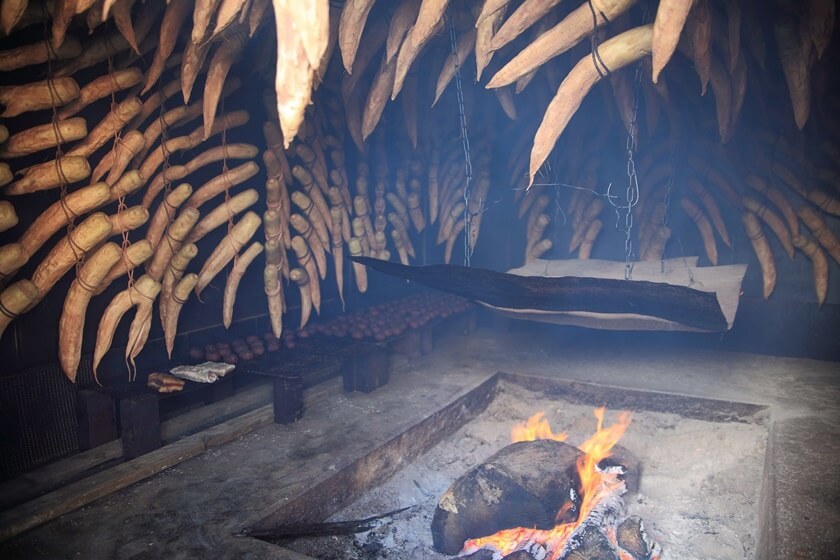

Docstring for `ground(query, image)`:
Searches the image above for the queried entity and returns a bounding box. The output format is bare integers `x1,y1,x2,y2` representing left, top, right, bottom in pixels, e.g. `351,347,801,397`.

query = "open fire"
442,408,661,560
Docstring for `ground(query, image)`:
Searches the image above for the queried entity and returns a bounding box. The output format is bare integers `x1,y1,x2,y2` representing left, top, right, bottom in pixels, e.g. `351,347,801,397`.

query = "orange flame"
461,407,633,560
511,411,568,443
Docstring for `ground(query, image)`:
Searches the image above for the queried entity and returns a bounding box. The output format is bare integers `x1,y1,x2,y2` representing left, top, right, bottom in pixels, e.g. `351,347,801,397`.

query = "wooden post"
273,375,304,424
76,389,117,451
119,394,161,459
343,343,390,393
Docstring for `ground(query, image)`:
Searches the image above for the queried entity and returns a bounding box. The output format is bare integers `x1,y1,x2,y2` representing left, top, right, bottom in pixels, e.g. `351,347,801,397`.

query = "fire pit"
243,374,769,560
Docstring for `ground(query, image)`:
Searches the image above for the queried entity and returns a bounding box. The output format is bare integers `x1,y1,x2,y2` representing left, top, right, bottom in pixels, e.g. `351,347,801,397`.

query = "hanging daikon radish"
212,0,250,38
792,234,828,306
57,4,162,76
143,0,193,94
774,18,811,130
0,36,80,72
651,0,696,82
93,274,161,379
292,191,330,247
578,219,602,260
330,207,345,308
1,0,29,36
94,240,154,295
0,77,79,118
798,206,840,265
529,25,653,187
181,39,211,104
489,0,559,52
681,0,710,93
362,56,398,140
0,280,38,339
223,242,263,328
0,202,17,233
164,274,198,358
16,151,83,197
391,228,410,265
741,211,776,299
434,28,477,106
195,211,262,296
526,238,552,264
203,32,247,139
348,237,368,292
67,97,142,158
292,165,332,233
264,264,284,337
295,144,329,195
290,214,328,279
386,0,421,63
289,267,313,328
487,0,637,89
641,225,671,261
108,170,145,202
744,174,798,237
272,0,328,146
388,212,415,258
407,193,425,232
291,235,321,313
0,244,26,286
708,54,732,143
475,3,506,81
807,190,840,217
438,202,465,245
339,0,375,73
687,178,730,248
185,189,260,245
59,243,122,382
393,0,450,99
146,183,193,250
29,212,111,302
159,243,198,327
109,206,149,237
741,196,794,260
146,208,200,282
185,161,260,210
526,214,549,256
328,186,353,243
680,197,717,265
0,118,87,159
58,68,142,119
428,150,441,224
568,198,603,252
100,131,145,185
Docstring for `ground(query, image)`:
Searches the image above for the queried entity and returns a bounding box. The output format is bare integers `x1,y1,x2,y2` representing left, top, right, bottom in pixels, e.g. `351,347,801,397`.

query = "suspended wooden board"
352,257,747,333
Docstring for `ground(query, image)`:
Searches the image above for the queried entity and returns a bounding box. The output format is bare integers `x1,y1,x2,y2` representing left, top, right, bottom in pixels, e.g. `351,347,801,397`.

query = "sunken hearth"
242,373,769,560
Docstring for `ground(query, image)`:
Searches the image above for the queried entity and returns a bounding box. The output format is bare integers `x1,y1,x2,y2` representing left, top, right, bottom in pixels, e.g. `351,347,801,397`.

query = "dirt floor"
0,320,838,560
284,381,768,560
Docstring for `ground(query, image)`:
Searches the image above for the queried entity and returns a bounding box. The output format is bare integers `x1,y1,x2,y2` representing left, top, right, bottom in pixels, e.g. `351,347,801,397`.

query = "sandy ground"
282,381,768,560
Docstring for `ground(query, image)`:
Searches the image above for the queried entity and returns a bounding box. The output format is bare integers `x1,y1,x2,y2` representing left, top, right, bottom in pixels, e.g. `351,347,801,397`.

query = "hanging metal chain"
446,10,474,267
621,60,644,280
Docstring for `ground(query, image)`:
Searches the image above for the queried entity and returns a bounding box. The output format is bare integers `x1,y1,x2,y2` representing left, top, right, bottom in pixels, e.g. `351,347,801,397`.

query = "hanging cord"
40,4,84,270
586,0,613,79
103,32,138,292
446,10,474,267
220,96,239,270
604,7,648,280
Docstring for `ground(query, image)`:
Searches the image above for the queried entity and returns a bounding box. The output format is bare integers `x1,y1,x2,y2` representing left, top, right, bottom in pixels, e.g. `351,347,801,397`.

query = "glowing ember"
511,411,569,443
460,407,637,560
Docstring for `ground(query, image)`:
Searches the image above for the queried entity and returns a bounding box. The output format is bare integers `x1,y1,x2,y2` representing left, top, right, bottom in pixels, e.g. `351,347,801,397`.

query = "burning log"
431,439,639,555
